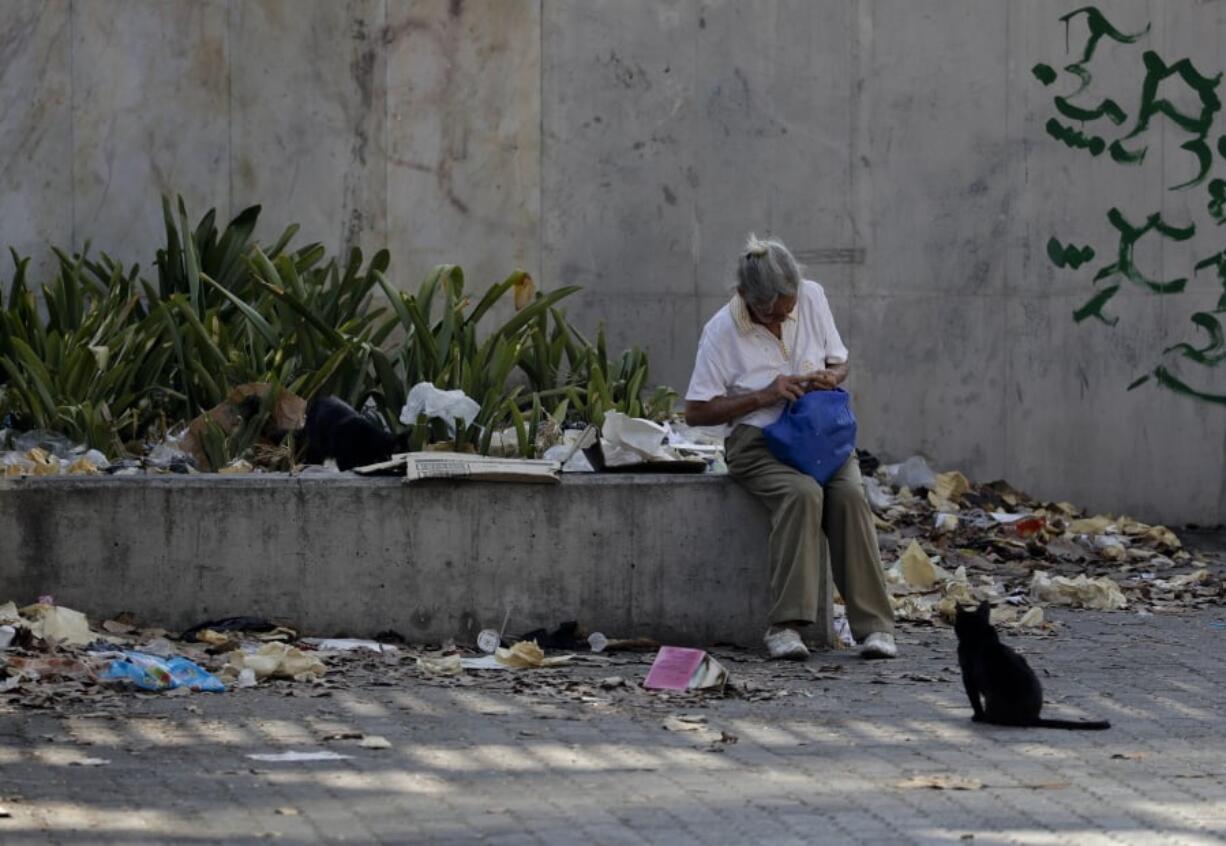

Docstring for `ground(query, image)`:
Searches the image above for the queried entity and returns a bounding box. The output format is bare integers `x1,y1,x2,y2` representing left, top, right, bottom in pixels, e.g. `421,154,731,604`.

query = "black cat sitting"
303,396,401,471
954,601,1110,730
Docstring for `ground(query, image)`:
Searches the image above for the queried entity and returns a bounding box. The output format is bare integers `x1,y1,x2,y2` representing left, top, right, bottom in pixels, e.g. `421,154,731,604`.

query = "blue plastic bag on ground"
762,388,857,486
99,651,225,692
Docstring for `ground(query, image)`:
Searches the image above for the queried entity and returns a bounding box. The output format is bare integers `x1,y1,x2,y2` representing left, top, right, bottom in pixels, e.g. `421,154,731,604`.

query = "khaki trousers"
726,424,894,639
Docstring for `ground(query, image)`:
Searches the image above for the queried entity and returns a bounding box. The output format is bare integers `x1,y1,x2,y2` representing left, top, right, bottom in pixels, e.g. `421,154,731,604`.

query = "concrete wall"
0,475,834,648
2,1,1225,523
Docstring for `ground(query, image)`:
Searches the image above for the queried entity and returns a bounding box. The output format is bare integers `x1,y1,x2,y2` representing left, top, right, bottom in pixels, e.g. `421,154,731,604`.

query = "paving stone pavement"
2,607,1225,845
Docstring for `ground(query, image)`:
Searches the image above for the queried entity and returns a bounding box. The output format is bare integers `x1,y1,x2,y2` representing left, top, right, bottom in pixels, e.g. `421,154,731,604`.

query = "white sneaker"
860,632,897,659
764,626,810,661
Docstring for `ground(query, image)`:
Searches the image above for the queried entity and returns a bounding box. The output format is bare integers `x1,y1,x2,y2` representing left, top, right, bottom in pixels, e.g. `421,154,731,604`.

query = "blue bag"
761,388,857,486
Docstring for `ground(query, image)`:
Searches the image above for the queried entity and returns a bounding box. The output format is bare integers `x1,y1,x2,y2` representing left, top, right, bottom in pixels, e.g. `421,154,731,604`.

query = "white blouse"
685,279,849,430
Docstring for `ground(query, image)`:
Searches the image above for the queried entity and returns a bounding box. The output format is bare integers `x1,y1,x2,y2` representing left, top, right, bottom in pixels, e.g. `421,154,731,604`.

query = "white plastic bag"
399,383,481,435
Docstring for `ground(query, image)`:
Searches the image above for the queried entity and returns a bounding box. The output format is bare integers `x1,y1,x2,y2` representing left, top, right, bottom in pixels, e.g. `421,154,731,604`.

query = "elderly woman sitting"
684,235,896,660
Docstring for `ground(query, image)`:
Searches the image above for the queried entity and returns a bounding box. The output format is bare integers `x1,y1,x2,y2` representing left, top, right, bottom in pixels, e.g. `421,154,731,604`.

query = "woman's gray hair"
736,234,801,310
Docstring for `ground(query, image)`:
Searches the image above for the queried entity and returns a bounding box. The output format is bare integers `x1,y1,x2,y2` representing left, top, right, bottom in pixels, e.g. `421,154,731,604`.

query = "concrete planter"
0,474,835,648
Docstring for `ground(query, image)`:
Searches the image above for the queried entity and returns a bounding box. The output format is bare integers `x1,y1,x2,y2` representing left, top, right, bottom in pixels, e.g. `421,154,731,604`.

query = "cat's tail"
1032,718,1111,730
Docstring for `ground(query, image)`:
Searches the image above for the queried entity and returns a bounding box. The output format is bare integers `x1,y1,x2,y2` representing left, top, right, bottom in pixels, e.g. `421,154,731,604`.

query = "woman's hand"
802,362,848,391
759,375,808,404
802,370,839,391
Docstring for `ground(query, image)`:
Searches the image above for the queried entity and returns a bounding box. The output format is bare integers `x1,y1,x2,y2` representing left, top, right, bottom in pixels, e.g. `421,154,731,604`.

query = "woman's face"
746,294,797,328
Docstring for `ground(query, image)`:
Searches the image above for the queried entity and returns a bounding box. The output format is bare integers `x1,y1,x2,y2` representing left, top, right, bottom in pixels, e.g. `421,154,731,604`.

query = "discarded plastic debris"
300,638,399,654
99,651,225,693
222,643,325,683
460,640,574,670
601,412,676,465
863,478,895,512
181,617,293,643
833,615,855,648
416,655,463,675
1009,516,1047,539
644,647,729,692
1018,607,1045,628
933,513,959,536
477,629,502,654
884,455,937,492
1030,571,1127,610
246,751,352,763
69,758,111,767
662,713,708,732
587,632,608,653
400,383,481,435
18,603,94,647
497,640,572,668
358,735,392,750
0,625,14,651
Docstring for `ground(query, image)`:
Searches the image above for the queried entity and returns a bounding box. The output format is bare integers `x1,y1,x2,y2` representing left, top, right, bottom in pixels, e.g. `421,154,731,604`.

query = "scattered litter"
221,643,325,683
883,455,937,491
181,617,294,643
246,751,352,763
99,652,225,693
933,513,959,535
403,452,561,484
69,758,110,767
1017,607,1045,628
460,641,573,671
933,471,971,502
477,629,503,654
1030,572,1127,611
644,647,729,692
602,412,677,465
0,625,14,651
400,383,482,435
662,714,708,732
891,541,948,590
4,656,97,683
275,808,300,817
19,603,94,647
833,613,856,648
300,639,399,654
896,774,983,791
358,735,391,750
416,655,463,676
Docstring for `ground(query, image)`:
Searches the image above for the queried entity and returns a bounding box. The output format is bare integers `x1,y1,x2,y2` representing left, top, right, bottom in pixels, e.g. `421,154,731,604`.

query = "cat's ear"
976,600,991,620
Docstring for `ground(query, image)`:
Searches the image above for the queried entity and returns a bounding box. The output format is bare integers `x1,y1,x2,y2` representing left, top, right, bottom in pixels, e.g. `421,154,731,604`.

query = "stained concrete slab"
0,1,72,287
386,0,541,294
230,0,388,259
0,474,836,648
71,0,229,268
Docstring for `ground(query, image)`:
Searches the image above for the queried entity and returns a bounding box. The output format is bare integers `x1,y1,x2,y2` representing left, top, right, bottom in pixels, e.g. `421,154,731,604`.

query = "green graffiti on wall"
1039,6,1226,404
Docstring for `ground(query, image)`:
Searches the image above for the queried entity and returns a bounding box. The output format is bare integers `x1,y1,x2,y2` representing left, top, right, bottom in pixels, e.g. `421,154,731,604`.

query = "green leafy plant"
0,193,680,466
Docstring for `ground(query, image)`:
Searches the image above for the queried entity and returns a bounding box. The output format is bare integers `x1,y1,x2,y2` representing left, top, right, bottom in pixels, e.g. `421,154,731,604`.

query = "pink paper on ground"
643,646,707,690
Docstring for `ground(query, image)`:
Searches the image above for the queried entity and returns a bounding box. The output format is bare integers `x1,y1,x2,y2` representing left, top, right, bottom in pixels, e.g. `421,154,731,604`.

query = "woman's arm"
684,375,810,427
